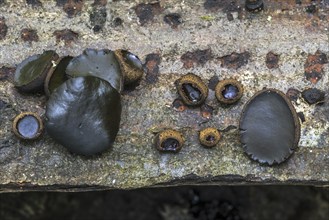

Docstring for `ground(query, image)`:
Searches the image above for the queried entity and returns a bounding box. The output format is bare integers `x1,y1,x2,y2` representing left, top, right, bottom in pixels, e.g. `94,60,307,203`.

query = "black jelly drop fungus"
161,138,180,151
45,76,121,156
239,89,300,165
199,127,221,148
13,112,43,140
44,56,73,96
215,79,243,104
66,48,123,92
176,73,208,106
155,129,184,153
14,50,59,93
222,84,239,99
182,83,201,103
114,49,144,85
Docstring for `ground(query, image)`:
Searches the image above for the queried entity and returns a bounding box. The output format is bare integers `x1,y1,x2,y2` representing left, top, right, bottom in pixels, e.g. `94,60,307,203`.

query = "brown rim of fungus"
44,56,72,96
176,73,208,106
154,129,185,153
114,49,144,85
215,79,243,104
12,112,44,140
199,127,221,147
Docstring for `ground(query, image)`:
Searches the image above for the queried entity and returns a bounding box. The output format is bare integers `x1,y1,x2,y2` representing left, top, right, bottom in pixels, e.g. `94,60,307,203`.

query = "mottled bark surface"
0,0,328,191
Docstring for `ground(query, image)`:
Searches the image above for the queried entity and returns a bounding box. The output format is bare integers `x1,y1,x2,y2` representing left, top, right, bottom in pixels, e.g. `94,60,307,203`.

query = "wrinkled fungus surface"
45,76,121,156
240,89,300,165
66,49,123,92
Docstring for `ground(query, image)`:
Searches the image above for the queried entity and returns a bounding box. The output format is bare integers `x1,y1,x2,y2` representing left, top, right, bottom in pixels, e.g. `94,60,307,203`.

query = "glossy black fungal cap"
240,89,300,165
114,49,144,85
155,129,185,153
199,127,221,148
44,56,73,96
13,112,43,140
14,50,59,92
176,73,208,106
45,76,122,156
66,48,123,92
215,79,243,104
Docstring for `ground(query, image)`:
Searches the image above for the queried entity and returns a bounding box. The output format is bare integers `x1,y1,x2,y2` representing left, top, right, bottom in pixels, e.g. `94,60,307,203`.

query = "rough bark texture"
0,0,328,191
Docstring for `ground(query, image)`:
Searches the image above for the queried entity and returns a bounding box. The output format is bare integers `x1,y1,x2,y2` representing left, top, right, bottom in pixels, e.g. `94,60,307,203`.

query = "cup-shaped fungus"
13,112,44,140
14,50,59,93
215,79,243,105
154,129,185,153
176,73,208,106
199,127,221,148
239,89,300,165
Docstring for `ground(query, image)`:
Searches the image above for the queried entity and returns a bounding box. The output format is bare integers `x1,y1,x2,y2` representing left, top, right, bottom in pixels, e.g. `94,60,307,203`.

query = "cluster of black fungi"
13,48,144,156
12,49,301,165
157,72,301,165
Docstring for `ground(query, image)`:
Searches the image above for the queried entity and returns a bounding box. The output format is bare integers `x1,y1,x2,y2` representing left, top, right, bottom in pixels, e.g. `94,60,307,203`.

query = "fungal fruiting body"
13,48,144,156
239,89,300,165
199,127,221,147
13,112,43,140
44,56,73,96
66,48,124,92
14,50,59,92
114,49,144,85
155,129,185,153
45,76,121,156
176,73,208,106
215,79,243,104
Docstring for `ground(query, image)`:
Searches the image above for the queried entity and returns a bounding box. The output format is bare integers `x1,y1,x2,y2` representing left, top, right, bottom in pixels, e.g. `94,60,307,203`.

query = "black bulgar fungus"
44,56,73,96
240,89,300,165
199,127,221,148
154,129,184,153
215,79,243,104
14,50,59,93
13,112,43,140
301,88,325,105
245,0,264,12
66,48,123,92
114,49,144,85
45,76,121,156
176,73,208,106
